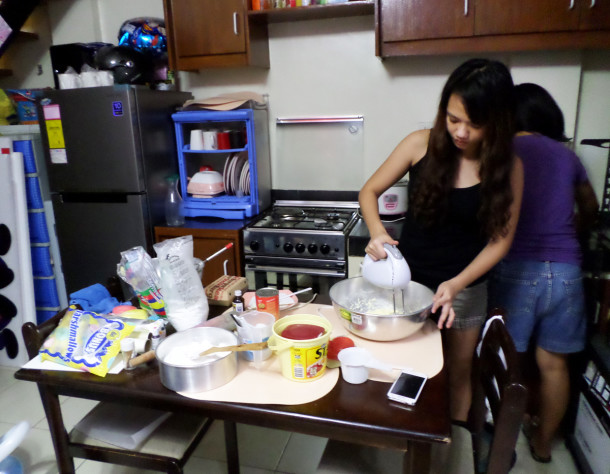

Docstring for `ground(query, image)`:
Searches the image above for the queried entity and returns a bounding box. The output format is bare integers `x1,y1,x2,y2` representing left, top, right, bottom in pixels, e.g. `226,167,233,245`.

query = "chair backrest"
470,310,528,474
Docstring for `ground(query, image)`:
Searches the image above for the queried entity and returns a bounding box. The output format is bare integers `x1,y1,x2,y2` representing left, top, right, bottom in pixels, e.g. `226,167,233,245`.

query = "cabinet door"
380,0,474,42
154,227,243,287
579,0,610,30
474,0,579,35
169,0,246,58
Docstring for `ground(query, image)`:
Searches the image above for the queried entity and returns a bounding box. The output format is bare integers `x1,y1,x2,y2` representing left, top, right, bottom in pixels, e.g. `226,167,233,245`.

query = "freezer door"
52,193,150,295
40,86,144,193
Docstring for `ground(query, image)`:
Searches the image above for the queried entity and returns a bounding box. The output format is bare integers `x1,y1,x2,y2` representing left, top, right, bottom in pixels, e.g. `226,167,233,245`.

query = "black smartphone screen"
390,373,426,399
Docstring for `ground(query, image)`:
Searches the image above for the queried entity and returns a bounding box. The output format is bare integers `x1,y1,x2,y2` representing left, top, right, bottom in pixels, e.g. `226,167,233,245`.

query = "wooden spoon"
198,341,268,357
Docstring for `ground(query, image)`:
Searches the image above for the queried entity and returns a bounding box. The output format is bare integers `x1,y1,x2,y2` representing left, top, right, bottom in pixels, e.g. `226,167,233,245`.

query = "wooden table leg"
38,387,75,474
224,420,240,474
403,440,431,474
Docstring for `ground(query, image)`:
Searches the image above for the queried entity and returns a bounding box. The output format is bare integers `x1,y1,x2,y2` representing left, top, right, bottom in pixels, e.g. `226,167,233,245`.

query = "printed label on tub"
290,344,327,380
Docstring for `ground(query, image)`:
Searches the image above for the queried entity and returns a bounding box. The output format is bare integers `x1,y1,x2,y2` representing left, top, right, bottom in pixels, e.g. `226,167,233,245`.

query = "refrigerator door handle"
56,193,134,204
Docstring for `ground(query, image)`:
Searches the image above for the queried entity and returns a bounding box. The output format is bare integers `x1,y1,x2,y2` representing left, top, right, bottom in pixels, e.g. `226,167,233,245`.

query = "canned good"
255,288,280,320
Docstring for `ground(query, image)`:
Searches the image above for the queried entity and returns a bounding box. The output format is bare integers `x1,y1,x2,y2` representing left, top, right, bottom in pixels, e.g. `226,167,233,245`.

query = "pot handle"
266,334,293,353
128,350,156,368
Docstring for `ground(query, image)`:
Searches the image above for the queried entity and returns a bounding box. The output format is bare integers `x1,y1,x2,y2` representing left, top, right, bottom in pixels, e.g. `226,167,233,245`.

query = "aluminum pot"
329,277,434,341
155,327,238,392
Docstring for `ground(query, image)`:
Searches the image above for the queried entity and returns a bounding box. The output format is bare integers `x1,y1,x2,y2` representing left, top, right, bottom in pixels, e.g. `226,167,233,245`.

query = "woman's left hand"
432,280,459,329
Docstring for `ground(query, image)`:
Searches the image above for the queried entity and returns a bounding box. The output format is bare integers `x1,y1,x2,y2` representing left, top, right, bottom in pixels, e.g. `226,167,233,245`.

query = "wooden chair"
21,289,213,473
467,310,528,473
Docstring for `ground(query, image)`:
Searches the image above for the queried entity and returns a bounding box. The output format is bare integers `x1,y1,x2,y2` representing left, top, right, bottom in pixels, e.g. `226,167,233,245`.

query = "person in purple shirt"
489,83,599,463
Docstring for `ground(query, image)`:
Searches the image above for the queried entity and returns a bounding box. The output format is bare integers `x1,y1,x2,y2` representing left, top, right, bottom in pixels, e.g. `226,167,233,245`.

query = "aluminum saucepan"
329,277,434,341
155,327,238,392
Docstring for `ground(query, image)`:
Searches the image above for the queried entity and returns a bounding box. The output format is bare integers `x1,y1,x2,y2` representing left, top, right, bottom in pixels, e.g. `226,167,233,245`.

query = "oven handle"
246,264,345,278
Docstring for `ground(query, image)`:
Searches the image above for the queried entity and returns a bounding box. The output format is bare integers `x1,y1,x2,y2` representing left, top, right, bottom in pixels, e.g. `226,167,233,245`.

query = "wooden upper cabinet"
164,0,269,70
380,0,474,41
171,0,246,56
578,0,610,30
474,0,579,36
376,0,610,57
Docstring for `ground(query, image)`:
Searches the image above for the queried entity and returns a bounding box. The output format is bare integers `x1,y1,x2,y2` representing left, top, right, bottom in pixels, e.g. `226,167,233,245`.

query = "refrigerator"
37,85,192,296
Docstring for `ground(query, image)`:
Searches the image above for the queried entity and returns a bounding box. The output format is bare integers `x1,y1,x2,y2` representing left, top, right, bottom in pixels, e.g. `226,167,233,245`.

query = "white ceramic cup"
190,130,204,150
202,130,218,150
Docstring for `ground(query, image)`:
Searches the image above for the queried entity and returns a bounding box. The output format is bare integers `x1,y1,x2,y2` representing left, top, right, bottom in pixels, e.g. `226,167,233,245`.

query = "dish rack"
172,107,272,219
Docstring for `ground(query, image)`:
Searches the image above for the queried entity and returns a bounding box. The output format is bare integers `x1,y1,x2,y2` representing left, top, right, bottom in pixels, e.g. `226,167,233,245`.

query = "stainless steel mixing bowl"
329,277,434,341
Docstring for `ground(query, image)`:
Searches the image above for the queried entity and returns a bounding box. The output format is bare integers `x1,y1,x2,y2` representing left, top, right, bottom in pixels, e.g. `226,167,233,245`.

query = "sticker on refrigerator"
50,149,67,164
112,101,123,117
42,104,66,155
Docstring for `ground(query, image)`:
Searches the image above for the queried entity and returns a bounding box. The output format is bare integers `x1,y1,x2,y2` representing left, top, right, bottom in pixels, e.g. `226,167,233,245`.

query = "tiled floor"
0,364,582,473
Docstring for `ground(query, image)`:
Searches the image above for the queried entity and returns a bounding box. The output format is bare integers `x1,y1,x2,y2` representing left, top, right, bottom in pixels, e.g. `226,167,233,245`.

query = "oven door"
245,256,345,297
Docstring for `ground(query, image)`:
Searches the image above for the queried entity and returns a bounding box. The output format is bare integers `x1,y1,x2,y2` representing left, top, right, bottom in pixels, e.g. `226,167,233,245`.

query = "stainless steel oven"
243,201,359,297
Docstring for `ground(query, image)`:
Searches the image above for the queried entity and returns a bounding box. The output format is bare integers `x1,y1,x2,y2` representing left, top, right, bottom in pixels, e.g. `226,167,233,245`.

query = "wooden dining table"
14,305,451,474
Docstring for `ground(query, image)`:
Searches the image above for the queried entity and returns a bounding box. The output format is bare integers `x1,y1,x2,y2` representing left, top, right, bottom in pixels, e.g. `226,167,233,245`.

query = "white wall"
3,0,609,201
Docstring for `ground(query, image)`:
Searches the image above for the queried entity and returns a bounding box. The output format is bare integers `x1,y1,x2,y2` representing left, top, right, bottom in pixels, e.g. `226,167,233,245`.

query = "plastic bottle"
165,174,185,226
232,290,245,313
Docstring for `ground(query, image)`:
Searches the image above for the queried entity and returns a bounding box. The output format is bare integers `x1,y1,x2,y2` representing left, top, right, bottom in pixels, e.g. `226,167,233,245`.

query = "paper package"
205,275,248,306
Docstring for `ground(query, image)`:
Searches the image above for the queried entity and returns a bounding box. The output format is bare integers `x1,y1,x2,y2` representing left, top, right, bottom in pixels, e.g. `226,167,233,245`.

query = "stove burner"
250,204,358,232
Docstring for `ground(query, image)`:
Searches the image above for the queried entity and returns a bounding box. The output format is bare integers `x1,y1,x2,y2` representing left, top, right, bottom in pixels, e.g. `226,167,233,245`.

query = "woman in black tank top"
359,58,524,422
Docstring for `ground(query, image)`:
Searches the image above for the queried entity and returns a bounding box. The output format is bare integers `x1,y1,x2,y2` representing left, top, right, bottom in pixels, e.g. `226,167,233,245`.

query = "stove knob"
249,240,260,251
284,242,294,253
295,243,306,253
320,244,331,255
308,243,318,254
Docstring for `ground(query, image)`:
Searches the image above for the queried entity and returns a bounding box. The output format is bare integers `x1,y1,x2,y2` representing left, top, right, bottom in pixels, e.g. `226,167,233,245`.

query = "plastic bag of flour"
153,236,209,331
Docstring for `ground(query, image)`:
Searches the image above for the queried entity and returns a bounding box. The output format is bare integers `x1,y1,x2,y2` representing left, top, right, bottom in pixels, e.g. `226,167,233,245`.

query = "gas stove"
243,200,360,294
243,201,359,260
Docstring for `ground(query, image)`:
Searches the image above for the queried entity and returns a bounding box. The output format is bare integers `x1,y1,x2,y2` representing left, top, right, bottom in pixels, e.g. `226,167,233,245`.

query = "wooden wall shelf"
248,1,373,23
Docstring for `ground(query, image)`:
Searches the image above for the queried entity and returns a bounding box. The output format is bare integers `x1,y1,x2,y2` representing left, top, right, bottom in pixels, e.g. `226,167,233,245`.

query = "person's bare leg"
532,347,569,460
444,327,481,421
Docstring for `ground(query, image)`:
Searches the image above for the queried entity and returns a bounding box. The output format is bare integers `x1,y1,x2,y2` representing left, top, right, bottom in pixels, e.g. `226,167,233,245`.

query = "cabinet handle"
464,0,468,16
590,0,596,7
233,12,239,36
569,0,575,9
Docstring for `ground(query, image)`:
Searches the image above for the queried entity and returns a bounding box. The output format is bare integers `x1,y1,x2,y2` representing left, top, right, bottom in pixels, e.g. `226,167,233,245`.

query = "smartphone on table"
387,370,427,406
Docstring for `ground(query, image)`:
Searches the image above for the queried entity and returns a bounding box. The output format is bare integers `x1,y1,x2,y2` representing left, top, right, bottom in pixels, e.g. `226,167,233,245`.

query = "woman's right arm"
359,129,429,260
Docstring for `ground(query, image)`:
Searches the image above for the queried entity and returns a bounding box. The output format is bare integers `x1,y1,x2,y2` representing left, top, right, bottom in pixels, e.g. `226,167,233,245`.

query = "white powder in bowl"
162,341,230,366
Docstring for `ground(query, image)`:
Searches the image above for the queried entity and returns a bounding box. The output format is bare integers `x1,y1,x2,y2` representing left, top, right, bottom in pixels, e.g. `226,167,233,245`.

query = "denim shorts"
450,281,488,330
489,260,586,353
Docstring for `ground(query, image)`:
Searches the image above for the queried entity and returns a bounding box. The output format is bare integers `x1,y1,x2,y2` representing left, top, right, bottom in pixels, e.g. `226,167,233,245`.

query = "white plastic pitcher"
235,311,275,368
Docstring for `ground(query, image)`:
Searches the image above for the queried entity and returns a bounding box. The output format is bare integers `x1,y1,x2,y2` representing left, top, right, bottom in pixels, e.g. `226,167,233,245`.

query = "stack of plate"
223,152,250,196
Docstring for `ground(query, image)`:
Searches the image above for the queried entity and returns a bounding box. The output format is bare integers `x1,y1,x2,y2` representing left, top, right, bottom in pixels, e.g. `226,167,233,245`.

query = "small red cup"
218,131,231,150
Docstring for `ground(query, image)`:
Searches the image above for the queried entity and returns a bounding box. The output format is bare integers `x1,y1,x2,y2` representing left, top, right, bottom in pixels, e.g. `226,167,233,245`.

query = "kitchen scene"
0,0,609,473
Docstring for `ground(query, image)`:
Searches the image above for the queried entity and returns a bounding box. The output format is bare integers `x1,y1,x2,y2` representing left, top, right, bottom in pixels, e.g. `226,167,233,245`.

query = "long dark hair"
410,58,516,240
514,83,568,142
